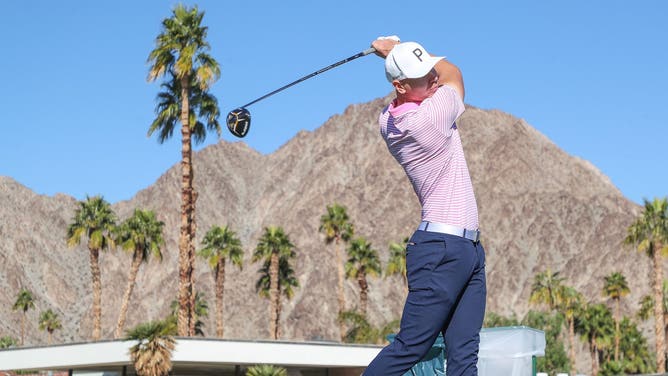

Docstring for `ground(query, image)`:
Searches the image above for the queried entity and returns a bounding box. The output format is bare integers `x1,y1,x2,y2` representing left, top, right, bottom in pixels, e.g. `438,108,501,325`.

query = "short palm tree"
338,310,400,345
386,237,408,296
319,203,354,339
0,336,18,349
625,197,668,373
558,286,584,376
345,237,382,316
12,288,35,346
245,365,288,376
529,268,564,312
66,195,117,340
38,309,62,345
575,303,615,376
198,225,243,338
169,291,209,336
147,3,221,337
602,271,630,361
253,226,297,339
126,320,176,376
114,209,165,338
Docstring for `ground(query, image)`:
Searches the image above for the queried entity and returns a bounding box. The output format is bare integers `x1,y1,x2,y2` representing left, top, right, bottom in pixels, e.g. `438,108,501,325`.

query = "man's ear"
392,80,406,94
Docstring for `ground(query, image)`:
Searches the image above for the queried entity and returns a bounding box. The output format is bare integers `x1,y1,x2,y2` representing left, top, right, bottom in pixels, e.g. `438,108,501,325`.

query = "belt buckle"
465,229,480,243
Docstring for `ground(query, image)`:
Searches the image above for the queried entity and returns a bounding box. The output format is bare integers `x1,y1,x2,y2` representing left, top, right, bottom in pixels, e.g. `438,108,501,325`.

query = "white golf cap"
385,42,443,82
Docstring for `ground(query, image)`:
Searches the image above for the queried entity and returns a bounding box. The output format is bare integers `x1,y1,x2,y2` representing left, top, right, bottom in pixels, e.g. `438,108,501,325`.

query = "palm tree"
386,237,408,296
338,310,400,345
0,336,18,349
256,256,300,339
558,286,584,376
253,226,297,339
625,197,668,373
66,195,117,340
198,225,243,338
126,320,176,376
602,271,630,361
529,268,564,311
169,291,209,336
147,3,221,337
245,365,288,376
38,309,62,345
114,209,165,338
12,288,35,346
575,303,615,376
345,237,382,316
319,203,354,339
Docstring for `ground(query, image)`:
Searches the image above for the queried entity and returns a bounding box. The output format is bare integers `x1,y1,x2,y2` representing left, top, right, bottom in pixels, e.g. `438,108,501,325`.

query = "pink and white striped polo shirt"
379,84,479,229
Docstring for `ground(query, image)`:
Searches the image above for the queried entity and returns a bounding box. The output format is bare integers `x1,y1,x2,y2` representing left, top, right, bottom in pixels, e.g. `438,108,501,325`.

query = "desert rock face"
0,94,646,355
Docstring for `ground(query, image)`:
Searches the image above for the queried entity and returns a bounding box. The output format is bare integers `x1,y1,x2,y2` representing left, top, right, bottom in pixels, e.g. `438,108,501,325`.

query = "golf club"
226,47,377,138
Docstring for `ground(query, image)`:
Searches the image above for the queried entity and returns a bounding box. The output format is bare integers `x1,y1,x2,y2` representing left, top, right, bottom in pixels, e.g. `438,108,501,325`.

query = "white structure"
0,338,380,375
0,327,546,376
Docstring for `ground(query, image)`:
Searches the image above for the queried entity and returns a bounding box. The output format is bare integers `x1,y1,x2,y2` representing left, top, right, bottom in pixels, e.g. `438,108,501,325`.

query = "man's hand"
371,36,400,58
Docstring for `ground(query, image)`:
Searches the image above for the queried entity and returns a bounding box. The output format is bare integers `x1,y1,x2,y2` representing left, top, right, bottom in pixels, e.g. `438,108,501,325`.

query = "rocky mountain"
0,93,647,353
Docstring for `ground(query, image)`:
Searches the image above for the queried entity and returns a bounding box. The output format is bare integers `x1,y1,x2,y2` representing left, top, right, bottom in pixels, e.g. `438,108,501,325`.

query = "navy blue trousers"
363,230,487,376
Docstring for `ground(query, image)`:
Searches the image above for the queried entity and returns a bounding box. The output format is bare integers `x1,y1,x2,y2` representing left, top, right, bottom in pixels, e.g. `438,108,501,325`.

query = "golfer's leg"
363,286,448,375
364,231,477,376
443,241,487,376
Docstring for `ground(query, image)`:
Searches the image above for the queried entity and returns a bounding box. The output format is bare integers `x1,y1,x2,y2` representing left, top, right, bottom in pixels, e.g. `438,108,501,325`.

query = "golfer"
363,37,486,376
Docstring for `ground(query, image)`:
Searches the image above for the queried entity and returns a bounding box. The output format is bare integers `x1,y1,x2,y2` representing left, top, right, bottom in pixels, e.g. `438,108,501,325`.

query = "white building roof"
0,338,383,371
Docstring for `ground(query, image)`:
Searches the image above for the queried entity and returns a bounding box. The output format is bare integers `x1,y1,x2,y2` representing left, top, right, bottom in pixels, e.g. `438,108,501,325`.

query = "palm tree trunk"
177,74,195,337
215,259,226,338
336,238,346,340
269,252,280,339
589,336,598,376
89,248,102,340
358,269,368,316
568,317,576,376
614,298,620,362
654,247,666,373
48,330,53,346
189,189,198,337
115,251,142,338
20,313,25,346
402,273,409,297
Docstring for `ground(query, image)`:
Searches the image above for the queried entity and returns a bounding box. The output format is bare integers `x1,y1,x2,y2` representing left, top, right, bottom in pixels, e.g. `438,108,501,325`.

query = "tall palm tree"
198,225,244,338
253,226,296,339
66,195,117,340
575,303,615,376
558,286,584,376
625,197,668,373
319,203,354,339
529,269,565,312
126,320,176,376
256,255,299,340
38,309,62,345
114,209,165,338
345,237,382,316
602,271,630,361
147,3,221,337
386,237,408,296
12,288,35,346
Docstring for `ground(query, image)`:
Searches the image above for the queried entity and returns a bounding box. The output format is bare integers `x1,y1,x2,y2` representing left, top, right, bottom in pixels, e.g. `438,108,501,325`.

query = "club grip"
362,47,377,56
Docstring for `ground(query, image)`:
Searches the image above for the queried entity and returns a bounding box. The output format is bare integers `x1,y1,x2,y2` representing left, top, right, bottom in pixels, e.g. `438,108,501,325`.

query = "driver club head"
226,108,251,138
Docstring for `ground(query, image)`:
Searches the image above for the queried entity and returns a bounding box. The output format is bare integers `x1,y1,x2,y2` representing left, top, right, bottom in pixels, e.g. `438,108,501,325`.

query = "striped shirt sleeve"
422,85,465,137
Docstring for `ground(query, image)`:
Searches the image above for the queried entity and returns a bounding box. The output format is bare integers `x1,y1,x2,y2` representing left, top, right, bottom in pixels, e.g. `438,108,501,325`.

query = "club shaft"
240,47,376,109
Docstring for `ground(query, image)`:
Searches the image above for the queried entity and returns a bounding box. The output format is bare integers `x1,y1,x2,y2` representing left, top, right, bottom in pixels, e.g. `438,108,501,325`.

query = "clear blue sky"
1,1,666,204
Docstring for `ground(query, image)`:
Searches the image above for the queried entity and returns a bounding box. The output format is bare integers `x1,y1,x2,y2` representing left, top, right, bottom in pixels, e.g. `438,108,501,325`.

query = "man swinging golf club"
363,37,486,376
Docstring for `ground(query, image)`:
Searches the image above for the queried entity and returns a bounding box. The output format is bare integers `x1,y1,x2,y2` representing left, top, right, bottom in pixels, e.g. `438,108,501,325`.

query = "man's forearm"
435,59,465,100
